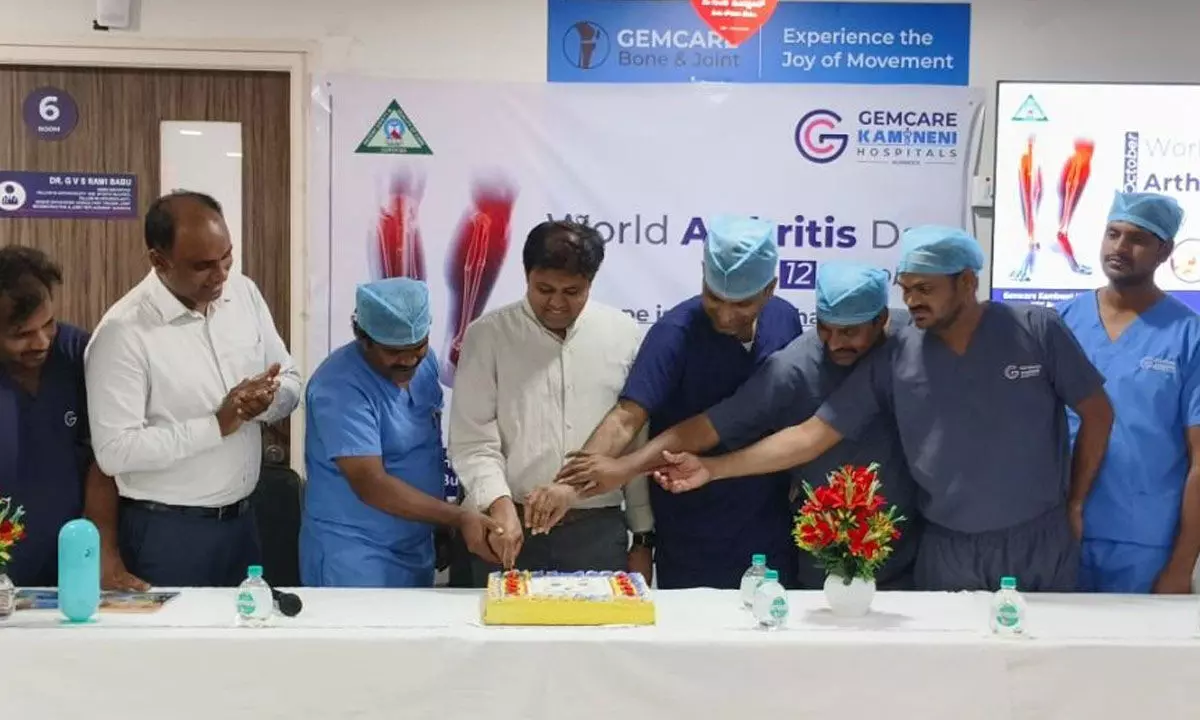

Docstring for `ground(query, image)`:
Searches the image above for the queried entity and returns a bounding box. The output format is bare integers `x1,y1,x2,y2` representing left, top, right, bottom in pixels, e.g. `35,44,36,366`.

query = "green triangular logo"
1011,94,1048,122
355,100,432,155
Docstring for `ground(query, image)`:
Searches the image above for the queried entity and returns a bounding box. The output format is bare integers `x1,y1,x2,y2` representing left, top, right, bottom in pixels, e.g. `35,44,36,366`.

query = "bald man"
86,191,302,588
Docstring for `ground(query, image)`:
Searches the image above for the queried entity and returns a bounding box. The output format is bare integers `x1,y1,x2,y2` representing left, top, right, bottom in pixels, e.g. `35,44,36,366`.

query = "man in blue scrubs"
0,246,144,590
653,227,1115,591
1059,191,1200,593
561,261,920,588
555,215,805,588
301,278,501,587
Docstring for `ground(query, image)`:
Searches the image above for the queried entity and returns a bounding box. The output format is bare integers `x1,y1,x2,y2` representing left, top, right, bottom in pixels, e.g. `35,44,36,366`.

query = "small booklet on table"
15,589,181,613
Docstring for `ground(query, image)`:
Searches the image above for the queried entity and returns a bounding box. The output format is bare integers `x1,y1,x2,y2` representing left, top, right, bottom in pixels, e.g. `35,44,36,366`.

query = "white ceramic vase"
823,574,876,617
0,571,14,620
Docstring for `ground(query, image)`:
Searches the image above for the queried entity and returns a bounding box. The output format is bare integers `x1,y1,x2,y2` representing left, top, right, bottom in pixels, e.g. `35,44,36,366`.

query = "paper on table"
15,589,181,614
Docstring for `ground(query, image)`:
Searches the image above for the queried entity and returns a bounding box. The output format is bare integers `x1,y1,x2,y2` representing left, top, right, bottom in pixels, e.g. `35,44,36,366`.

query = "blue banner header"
548,0,971,85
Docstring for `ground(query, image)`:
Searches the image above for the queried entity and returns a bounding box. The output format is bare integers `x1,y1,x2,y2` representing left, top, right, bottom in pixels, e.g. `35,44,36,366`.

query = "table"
2,588,1198,719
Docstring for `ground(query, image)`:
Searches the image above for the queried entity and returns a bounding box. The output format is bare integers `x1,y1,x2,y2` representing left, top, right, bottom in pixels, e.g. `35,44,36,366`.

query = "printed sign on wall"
0,171,137,219
310,76,983,384
548,0,971,85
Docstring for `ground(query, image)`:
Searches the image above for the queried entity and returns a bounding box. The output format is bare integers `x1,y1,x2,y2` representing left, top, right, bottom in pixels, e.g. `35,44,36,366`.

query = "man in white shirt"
85,191,302,587
449,220,654,585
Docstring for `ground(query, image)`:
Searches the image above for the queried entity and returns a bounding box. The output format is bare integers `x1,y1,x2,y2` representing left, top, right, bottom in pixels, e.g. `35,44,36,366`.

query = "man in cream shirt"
86,191,301,587
449,220,654,585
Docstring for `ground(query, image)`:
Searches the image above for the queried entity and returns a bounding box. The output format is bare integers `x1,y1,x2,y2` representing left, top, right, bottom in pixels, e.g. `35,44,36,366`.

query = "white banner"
310,75,983,386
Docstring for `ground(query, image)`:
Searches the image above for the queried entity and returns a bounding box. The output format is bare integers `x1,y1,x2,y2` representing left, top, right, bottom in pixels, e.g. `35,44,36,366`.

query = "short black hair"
522,221,605,281
144,191,223,253
0,245,63,327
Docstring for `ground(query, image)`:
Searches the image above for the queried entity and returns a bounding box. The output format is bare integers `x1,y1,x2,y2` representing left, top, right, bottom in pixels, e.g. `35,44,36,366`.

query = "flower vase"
0,571,14,620
823,574,876,617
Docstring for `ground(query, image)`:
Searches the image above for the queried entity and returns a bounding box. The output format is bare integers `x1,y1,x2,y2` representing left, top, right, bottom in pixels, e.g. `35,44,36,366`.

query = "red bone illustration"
376,173,427,281
1055,139,1094,275
440,179,517,387
1011,135,1044,282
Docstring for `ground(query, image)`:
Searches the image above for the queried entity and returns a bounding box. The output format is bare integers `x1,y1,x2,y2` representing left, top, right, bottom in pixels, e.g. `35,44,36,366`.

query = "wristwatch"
630,531,656,550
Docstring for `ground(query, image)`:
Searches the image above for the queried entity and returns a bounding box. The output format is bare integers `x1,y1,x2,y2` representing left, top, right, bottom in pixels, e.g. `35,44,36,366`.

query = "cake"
481,570,656,626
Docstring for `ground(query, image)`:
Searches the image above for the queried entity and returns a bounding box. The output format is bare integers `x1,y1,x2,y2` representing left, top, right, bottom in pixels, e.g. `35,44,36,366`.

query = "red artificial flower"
800,519,836,548
847,523,880,561
814,485,844,510
792,464,903,581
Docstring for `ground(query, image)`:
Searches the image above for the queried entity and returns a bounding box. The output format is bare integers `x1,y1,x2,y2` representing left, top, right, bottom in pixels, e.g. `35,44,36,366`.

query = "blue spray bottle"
58,518,100,623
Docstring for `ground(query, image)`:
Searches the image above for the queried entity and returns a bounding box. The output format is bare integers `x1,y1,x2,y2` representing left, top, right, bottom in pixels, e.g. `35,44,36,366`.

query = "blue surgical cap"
896,225,985,276
1107,191,1184,242
816,261,889,326
355,277,431,347
703,215,780,301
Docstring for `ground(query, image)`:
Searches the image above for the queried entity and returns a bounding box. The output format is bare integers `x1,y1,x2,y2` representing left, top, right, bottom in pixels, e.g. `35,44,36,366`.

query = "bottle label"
996,602,1020,628
770,596,788,621
237,590,256,617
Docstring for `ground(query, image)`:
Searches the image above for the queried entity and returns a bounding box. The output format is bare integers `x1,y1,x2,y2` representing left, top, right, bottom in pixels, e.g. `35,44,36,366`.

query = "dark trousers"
443,530,477,588
468,506,628,588
915,506,1078,592
119,500,262,587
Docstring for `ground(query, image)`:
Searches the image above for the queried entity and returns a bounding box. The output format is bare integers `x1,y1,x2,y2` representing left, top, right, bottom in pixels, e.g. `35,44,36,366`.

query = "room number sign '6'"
22,86,79,141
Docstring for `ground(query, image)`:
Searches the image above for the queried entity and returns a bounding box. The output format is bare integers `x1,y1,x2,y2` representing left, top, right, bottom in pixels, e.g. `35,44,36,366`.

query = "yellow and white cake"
481,570,655,626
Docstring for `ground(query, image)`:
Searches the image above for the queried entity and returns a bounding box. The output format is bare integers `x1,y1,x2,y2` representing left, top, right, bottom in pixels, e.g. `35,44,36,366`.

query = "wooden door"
0,65,292,458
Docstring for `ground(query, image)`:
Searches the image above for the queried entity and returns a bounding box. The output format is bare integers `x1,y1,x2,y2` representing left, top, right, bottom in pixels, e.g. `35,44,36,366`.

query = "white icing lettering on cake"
528,575,615,600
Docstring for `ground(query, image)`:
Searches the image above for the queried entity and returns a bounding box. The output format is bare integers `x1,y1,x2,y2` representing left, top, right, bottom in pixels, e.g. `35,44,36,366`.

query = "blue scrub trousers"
1078,539,1173,593
300,522,435,588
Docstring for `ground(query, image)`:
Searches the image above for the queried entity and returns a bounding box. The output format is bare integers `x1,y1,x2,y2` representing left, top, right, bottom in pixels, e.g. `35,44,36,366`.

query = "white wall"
4,0,1199,273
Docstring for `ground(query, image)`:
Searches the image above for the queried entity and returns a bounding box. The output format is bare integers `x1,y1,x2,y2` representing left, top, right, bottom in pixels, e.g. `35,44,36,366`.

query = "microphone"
271,587,303,617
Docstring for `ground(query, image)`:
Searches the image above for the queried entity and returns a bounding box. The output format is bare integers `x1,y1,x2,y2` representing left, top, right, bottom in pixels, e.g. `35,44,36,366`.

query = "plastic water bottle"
58,518,101,624
236,565,273,627
739,553,768,608
753,569,788,630
989,576,1027,636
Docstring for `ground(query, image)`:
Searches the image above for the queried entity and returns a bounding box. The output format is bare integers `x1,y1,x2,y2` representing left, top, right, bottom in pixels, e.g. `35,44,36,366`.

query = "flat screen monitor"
990,81,1200,310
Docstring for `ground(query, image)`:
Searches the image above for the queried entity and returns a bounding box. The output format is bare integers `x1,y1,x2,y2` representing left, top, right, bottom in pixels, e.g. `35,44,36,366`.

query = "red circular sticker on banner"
691,0,779,47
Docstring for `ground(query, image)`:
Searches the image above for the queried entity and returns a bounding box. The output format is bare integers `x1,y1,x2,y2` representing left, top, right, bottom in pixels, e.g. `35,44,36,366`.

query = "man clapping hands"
86,192,301,588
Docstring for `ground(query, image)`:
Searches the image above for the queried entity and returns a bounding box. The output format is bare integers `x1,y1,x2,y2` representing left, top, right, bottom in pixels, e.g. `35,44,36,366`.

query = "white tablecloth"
1,588,1198,719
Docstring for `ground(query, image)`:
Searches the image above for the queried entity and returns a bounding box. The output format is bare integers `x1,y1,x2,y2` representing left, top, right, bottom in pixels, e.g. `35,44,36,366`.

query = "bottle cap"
1000,576,1017,589
764,569,779,581
751,553,767,565
248,565,264,579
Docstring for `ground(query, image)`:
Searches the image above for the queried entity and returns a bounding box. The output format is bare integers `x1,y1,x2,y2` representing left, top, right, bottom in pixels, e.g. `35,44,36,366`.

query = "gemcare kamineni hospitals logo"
562,21,611,70
794,109,849,164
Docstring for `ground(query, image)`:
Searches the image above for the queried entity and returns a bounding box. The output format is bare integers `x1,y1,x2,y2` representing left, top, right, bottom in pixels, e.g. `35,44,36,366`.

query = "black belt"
121,497,252,521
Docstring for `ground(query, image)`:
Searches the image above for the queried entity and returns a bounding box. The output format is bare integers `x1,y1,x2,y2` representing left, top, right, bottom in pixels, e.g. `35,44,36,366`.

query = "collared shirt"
448,299,653,532
85,271,301,507
0,324,91,587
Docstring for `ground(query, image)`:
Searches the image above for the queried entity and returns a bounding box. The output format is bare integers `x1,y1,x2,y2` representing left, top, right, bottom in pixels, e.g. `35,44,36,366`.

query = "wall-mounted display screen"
991,81,1200,310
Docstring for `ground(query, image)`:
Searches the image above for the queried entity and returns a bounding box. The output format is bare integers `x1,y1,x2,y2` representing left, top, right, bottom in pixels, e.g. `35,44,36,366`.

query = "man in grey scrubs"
653,227,1114,592
555,261,919,589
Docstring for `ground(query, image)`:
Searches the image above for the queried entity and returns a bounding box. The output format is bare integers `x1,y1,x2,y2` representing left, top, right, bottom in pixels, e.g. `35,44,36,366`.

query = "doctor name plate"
482,570,655,626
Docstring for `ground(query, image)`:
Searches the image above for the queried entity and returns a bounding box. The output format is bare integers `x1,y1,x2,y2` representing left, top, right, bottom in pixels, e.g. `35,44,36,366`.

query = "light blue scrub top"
301,341,445,587
1060,292,1200,548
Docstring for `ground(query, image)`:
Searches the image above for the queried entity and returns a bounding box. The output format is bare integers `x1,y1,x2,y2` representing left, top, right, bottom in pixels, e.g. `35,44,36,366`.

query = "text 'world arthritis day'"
780,27,955,72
